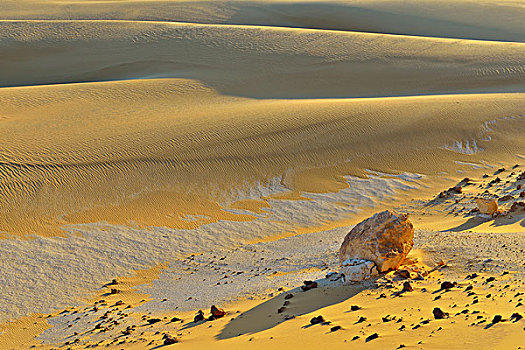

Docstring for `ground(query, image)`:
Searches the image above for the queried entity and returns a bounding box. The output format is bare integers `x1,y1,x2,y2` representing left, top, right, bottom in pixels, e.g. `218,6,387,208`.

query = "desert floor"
0,1,524,349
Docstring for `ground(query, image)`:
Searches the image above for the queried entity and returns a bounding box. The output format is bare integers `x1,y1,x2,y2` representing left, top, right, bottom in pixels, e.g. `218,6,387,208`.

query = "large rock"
339,210,414,273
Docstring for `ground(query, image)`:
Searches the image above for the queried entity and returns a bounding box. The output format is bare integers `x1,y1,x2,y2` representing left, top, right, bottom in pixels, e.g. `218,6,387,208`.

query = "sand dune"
1,0,524,42
0,20,524,96
1,79,524,235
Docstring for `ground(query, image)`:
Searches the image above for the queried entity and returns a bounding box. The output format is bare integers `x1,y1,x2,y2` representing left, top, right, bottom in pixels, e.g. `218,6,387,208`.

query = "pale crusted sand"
0,1,524,349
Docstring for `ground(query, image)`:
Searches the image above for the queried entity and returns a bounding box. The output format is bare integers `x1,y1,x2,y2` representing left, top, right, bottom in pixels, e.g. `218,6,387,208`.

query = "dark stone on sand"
486,277,496,283
402,281,413,292
110,289,120,294
310,315,325,325
301,281,318,291
350,305,361,311
510,313,523,321
357,316,367,323
194,310,204,323
440,281,456,290
284,294,294,299
171,317,183,323
492,315,503,324
147,318,162,324
277,307,286,314
433,307,448,319
366,333,379,342
164,336,178,345
330,325,342,332
211,305,226,318
351,336,360,341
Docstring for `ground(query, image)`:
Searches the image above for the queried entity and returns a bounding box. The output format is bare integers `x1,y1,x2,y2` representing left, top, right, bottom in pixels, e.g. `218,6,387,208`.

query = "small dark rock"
366,333,379,342
330,325,342,332
164,336,178,345
350,305,361,311
211,305,226,318
433,307,448,319
194,310,204,323
301,281,318,291
492,315,503,324
440,281,457,290
310,315,325,325
402,281,413,292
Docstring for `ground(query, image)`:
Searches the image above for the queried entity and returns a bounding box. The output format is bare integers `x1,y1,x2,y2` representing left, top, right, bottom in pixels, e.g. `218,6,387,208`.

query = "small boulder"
402,281,413,292
338,210,414,272
440,281,457,290
301,281,318,291
164,336,178,345
194,310,204,323
210,305,226,318
476,198,498,215
310,315,325,325
433,307,448,319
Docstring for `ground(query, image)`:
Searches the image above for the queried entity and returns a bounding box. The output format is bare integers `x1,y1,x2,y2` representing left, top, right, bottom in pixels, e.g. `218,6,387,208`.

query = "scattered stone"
147,318,161,324
433,308,448,319
366,333,379,342
110,289,120,294
301,281,318,291
486,277,496,283
211,305,226,318
330,325,342,332
357,316,367,323
440,281,457,290
171,317,183,323
284,294,294,300
277,307,286,314
498,195,514,202
163,336,178,345
194,310,204,323
396,269,411,279
352,336,360,341
402,281,413,292
338,210,414,272
350,305,361,311
510,313,523,321
492,315,503,324
310,315,325,325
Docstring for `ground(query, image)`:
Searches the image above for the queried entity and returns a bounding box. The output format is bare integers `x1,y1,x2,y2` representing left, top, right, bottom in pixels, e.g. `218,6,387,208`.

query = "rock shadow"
216,277,377,340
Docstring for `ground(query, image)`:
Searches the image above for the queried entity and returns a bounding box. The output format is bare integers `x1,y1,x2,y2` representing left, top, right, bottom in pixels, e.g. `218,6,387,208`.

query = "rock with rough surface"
475,198,498,215
338,210,414,272
340,259,378,282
